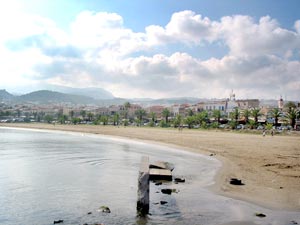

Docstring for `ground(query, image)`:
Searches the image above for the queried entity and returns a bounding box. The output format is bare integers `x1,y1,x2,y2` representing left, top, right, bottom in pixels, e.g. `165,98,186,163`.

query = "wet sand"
1,123,300,211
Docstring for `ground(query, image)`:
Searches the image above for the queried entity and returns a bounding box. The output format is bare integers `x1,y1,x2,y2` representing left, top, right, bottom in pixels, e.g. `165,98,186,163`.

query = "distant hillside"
0,89,15,101
46,85,114,100
17,90,97,104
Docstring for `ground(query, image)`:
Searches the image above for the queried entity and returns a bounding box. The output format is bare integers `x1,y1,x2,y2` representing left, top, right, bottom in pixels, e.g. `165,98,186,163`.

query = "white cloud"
145,10,218,46
295,20,300,33
219,15,300,57
0,9,299,100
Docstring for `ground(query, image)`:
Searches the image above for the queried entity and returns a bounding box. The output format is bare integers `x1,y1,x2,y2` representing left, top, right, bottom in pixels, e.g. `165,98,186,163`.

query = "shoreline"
1,123,300,211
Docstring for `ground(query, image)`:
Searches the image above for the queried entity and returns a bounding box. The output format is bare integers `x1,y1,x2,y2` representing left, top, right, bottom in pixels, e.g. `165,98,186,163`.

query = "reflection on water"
0,127,299,225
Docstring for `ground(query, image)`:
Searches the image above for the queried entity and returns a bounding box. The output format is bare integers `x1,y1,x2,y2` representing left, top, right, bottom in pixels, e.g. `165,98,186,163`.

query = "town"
1,91,300,132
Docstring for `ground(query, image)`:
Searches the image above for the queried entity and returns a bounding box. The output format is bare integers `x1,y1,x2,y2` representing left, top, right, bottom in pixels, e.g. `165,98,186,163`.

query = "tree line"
1,102,299,130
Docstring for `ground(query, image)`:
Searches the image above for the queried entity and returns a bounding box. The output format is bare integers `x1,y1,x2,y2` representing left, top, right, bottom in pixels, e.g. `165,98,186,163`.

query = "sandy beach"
1,123,300,211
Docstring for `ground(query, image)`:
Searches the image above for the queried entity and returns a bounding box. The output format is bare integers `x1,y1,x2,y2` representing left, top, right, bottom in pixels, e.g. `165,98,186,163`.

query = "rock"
290,221,298,225
100,206,111,213
87,212,92,215
53,220,64,224
155,181,162,186
161,189,172,195
160,201,168,205
255,213,266,218
161,188,178,194
174,177,185,183
230,178,245,185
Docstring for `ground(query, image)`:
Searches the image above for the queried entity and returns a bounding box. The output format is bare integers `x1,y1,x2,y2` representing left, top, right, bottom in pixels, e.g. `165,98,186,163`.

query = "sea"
0,127,299,225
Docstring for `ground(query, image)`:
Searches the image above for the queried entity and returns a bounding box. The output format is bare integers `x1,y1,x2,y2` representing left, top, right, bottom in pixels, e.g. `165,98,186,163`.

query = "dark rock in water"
230,178,244,185
255,213,266,218
100,206,111,213
174,177,185,183
290,221,298,225
155,181,162,186
53,220,64,224
280,186,283,189
160,201,168,205
161,189,172,195
161,188,178,194
87,212,92,215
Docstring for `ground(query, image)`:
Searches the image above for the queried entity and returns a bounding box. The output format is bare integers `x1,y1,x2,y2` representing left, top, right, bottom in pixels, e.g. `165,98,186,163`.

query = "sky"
0,0,300,100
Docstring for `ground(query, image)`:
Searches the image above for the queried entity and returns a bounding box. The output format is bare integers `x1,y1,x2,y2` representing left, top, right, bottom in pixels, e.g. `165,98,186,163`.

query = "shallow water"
0,127,299,225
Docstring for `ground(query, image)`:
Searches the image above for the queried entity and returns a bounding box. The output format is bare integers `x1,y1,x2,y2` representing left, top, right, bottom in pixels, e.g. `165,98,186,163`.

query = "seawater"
0,127,299,225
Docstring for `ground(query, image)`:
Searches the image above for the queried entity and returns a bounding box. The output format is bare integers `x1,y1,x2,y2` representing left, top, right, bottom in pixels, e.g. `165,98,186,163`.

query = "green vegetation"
1,100,299,132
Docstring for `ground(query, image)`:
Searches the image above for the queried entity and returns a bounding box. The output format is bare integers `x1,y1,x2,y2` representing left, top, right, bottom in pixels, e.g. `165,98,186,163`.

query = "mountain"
44,85,114,100
17,90,97,104
0,89,15,101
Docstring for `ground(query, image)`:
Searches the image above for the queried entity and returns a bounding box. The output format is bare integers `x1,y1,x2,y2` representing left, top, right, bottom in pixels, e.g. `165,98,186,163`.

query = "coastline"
1,123,300,211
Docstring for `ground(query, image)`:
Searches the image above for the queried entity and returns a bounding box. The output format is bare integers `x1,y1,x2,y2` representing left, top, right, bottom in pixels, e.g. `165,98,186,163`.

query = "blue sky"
1,0,300,100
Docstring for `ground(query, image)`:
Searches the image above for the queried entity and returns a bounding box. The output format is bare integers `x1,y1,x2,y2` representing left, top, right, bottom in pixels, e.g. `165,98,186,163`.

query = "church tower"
278,95,284,110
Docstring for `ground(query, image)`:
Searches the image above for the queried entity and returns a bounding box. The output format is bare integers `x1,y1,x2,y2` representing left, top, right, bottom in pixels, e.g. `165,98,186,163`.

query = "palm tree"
162,108,170,124
212,109,221,124
101,115,109,125
286,108,297,129
113,113,120,126
230,108,239,122
123,102,131,119
184,116,195,129
80,110,86,120
242,109,250,124
69,110,74,119
173,114,182,128
149,112,156,123
44,115,53,124
194,111,209,126
135,109,146,126
87,112,94,122
284,101,296,112
270,108,281,127
124,102,131,110
58,115,68,124
251,108,261,124
187,108,194,117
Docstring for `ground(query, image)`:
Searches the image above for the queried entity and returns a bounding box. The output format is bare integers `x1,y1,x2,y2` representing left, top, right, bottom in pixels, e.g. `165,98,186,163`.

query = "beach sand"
1,123,300,211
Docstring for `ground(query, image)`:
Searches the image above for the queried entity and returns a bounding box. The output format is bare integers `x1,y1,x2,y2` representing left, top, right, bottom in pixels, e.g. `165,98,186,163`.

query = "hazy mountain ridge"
17,90,98,104
0,89,15,101
0,89,295,107
45,85,115,100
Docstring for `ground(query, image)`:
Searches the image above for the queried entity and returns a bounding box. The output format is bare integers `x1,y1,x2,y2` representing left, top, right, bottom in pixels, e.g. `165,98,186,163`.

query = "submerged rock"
99,206,111,213
160,201,168,205
230,178,245,185
161,188,178,194
255,213,266,218
174,177,185,183
161,189,172,195
53,220,64,224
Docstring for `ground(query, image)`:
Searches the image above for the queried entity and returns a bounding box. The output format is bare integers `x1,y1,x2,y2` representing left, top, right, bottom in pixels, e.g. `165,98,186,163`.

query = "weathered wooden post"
137,156,150,216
